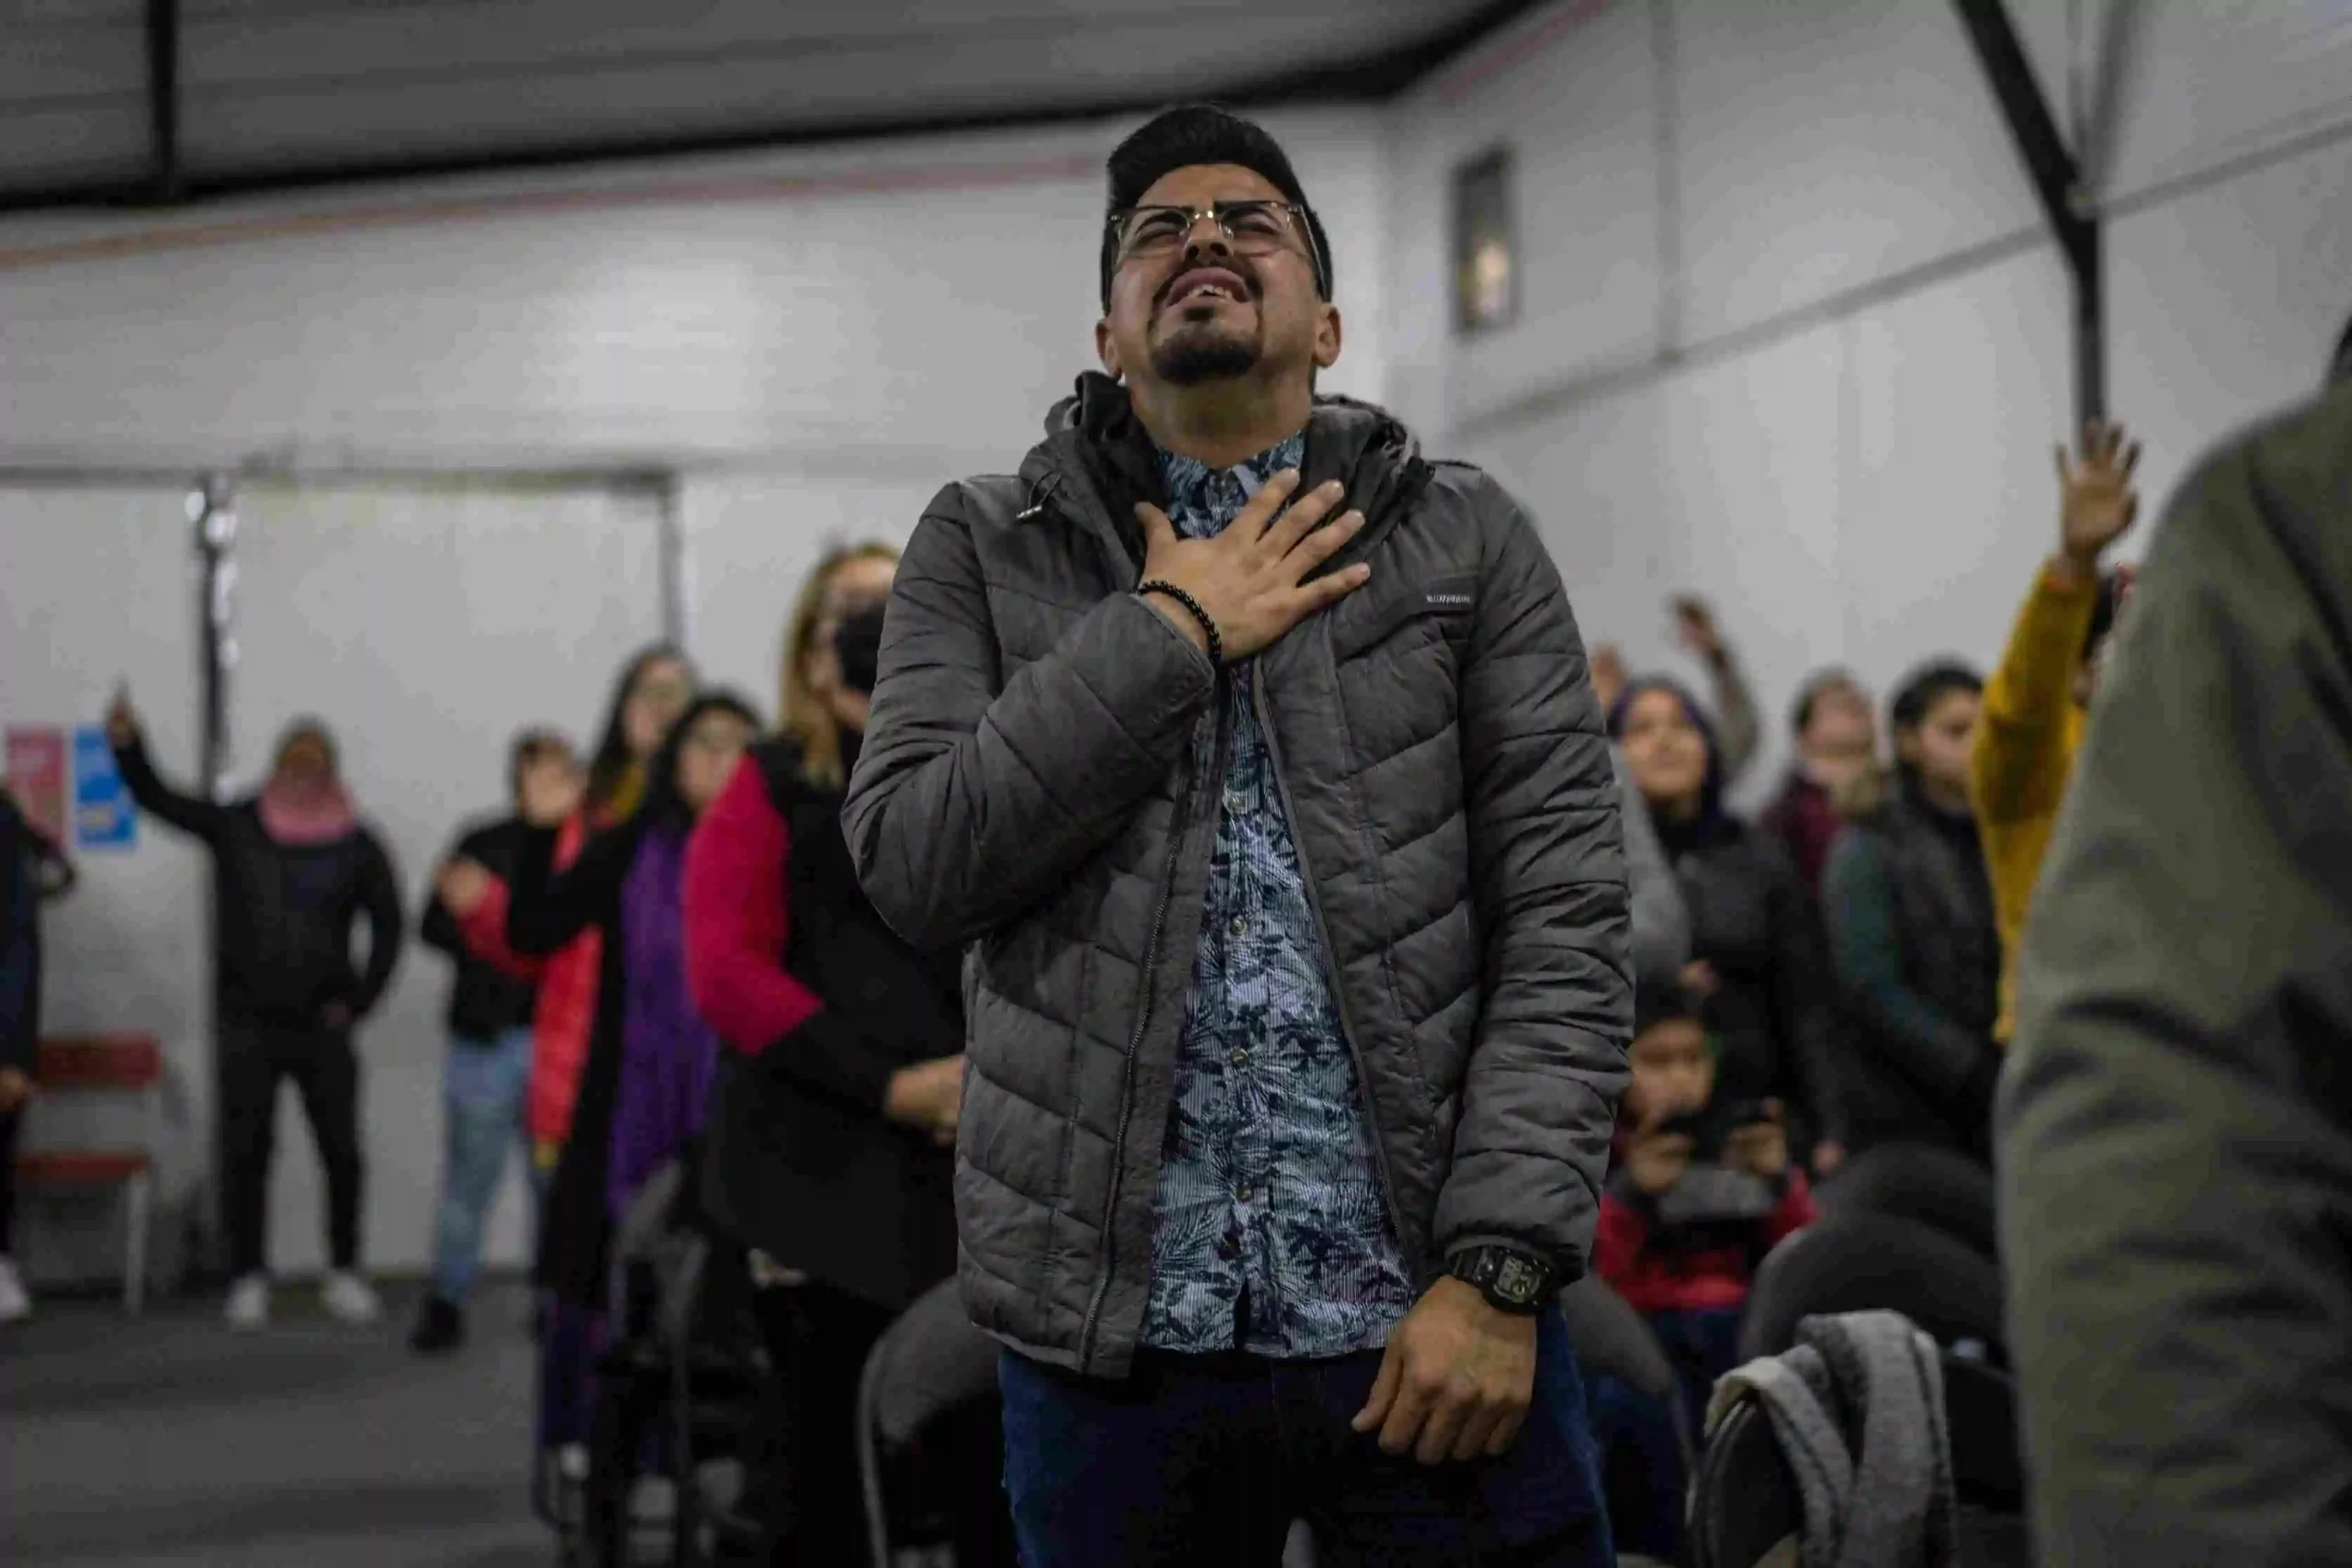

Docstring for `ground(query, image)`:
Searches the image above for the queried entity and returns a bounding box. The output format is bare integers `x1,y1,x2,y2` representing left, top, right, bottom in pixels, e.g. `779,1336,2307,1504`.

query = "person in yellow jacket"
1972,420,2142,1043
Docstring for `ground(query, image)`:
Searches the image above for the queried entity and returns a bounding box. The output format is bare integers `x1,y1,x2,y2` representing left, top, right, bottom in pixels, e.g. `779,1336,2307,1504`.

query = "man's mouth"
1164,268,1250,310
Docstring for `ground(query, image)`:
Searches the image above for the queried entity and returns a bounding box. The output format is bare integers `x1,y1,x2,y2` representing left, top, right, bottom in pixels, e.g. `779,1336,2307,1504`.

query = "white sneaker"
225,1273,272,1331
320,1270,381,1325
0,1258,30,1325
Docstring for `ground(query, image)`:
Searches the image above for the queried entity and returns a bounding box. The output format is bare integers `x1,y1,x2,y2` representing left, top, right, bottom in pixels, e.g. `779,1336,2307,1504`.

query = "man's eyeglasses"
1107,200,1328,294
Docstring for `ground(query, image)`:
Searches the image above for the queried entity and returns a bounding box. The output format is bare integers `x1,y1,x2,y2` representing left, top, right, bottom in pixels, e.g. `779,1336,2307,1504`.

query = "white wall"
1389,0,2352,802
0,487,211,1286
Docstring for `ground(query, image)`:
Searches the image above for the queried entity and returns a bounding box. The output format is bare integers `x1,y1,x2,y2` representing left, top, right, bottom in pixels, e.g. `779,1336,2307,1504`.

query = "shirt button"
1225,788,1250,815
1229,915,1249,938
1228,1047,1250,1067
1235,1184,1254,1204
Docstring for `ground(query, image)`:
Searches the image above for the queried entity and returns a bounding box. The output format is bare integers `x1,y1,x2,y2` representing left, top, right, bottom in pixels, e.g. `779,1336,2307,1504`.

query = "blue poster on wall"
73,726,136,851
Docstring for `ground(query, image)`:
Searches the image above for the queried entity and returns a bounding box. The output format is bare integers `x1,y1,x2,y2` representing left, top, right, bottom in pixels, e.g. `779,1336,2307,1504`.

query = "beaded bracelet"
1136,579,1224,667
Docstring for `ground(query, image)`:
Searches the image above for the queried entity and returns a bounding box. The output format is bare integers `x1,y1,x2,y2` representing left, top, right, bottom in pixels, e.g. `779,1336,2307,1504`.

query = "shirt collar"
1155,431,1307,520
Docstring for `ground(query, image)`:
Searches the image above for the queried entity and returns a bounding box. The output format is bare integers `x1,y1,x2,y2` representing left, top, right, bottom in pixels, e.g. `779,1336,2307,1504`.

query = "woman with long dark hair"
502,689,760,1308
685,541,1011,1565
1611,678,1842,1177
526,646,695,1175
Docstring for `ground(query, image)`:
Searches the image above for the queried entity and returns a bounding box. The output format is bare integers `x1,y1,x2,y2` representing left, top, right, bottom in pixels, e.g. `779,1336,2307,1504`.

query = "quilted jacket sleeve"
843,485,1220,951
2001,394,2352,1568
1435,477,1634,1281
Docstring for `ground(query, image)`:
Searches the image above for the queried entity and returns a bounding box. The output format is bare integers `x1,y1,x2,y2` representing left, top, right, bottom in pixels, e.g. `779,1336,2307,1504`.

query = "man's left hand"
1352,1276,1538,1465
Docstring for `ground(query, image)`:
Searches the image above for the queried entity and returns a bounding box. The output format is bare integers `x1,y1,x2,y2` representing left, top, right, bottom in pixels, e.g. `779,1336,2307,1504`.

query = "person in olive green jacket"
2001,354,2352,1566
1970,420,2140,1043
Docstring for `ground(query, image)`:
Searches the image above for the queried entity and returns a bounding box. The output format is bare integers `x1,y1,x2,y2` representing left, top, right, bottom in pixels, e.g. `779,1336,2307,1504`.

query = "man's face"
1898,689,1981,801
276,732,334,788
1095,164,1340,396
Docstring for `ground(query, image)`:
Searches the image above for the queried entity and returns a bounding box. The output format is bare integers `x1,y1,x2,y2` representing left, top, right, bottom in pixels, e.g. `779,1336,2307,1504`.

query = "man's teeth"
1184,284,1238,303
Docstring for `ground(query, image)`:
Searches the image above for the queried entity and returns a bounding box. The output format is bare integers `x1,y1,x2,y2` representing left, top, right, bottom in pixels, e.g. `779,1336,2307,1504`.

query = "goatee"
1153,331,1259,386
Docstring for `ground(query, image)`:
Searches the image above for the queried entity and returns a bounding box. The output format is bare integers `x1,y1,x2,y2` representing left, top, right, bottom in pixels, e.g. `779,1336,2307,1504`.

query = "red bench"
17,1034,163,1313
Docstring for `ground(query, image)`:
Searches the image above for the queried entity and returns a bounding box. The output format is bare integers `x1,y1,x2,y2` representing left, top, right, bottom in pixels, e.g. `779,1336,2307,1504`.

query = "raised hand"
1669,595,1727,666
1589,642,1627,714
2057,421,2141,571
105,686,141,750
1135,469,1369,662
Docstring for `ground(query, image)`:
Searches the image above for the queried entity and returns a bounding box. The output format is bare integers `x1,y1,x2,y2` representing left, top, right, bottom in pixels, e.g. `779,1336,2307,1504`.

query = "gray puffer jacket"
844,373,1631,1377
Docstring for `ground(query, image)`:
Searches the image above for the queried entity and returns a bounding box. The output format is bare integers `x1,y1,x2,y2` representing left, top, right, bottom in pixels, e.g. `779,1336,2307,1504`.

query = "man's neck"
1129,378,1311,471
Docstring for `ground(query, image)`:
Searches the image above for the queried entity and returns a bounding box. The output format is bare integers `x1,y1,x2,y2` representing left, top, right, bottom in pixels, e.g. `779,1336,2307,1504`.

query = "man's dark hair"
2331,310,2352,387
1100,104,1333,311
1889,660,1984,736
1788,668,1865,739
1633,973,1704,1042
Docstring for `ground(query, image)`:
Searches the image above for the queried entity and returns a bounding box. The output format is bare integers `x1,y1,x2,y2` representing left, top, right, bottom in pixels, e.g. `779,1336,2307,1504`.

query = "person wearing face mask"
105,695,404,1331
684,544,1009,1565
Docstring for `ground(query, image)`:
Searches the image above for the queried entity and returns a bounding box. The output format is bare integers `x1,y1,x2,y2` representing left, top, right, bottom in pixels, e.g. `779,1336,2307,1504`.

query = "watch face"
1495,1254,1541,1303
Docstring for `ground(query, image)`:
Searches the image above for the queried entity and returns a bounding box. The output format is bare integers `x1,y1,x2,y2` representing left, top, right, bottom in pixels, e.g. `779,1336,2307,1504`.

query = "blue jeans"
429,1026,536,1305
1000,1306,1611,1567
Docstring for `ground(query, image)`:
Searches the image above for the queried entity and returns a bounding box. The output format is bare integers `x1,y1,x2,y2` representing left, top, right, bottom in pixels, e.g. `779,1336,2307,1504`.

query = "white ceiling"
0,0,1517,205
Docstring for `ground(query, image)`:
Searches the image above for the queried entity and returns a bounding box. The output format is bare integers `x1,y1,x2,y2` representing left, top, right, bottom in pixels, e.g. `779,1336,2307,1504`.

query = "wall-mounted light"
1453,145,1519,336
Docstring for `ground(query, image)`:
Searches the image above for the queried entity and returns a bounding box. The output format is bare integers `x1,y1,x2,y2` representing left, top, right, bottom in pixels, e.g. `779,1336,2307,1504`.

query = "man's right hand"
2057,420,2141,574
437,859,495,919
884,1054,966,1145
105,689,140,750
1135,470,1370,662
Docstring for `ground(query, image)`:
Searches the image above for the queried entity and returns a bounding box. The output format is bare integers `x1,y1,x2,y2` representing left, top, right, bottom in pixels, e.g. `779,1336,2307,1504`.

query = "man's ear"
1095,317,1123,381
1314,302,1344,373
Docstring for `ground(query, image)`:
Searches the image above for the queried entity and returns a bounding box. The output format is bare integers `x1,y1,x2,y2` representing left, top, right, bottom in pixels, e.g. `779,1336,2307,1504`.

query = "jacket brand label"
1425,591,1474,608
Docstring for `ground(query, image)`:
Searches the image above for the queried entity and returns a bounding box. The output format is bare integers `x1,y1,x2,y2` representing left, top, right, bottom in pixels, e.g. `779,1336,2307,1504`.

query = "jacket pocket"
1329,570,1478,663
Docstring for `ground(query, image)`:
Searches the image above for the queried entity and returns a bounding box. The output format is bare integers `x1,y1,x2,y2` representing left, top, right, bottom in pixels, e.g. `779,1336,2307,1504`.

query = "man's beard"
1152,323,1260,386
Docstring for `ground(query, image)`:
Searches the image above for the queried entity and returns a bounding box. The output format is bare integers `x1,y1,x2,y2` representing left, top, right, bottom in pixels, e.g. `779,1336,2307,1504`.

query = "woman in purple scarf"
504,690,761,1282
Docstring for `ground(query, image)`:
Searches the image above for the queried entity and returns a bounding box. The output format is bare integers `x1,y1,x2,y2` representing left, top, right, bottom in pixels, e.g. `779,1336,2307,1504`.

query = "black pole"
1951,0,2104,428
145,0,180,204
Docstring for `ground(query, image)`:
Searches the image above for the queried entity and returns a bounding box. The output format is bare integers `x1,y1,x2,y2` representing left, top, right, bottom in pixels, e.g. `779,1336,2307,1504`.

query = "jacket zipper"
1249,666,1419,1282
1075,671,1225,1371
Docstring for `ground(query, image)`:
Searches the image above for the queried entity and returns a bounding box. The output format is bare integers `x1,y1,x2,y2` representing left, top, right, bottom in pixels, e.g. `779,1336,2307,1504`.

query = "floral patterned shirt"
1137,433,1420,1359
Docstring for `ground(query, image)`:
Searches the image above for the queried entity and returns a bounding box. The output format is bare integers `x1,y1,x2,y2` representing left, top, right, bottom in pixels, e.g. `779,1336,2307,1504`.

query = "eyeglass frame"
1102,199,1331,300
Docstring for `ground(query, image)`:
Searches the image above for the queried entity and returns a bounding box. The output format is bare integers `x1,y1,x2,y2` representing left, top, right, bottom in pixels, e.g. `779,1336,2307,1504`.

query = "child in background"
1584,979,1816,1558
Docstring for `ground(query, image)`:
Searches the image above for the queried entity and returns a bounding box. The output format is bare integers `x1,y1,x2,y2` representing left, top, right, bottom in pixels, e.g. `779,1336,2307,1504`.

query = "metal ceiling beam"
1951,0,2104,424
0,0,1549,217
145,0,182,203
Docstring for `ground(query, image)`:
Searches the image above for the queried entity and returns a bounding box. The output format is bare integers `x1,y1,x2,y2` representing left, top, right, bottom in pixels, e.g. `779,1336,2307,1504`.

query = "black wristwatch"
1447,1246,1557,1315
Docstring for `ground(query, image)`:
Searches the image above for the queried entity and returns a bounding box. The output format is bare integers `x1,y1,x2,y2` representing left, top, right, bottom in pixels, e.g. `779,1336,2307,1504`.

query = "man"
2001,350,2352,1563
107,694,403,1330
1757,669,1879,898
1971,420,2139,1044
844,106,1629,1564
409,730,572,1354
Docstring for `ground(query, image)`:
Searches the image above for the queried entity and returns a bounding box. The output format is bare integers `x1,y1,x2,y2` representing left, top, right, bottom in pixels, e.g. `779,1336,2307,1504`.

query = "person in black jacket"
1611,677,1843,1179
106,693,403,1331
684,542,1014,1567
0,790,74,1325
1820,662,2001,1165
410,729,576,1355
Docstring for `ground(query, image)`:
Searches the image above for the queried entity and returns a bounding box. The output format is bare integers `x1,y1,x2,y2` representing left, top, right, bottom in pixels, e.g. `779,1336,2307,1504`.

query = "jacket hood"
1023,371,1427,571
